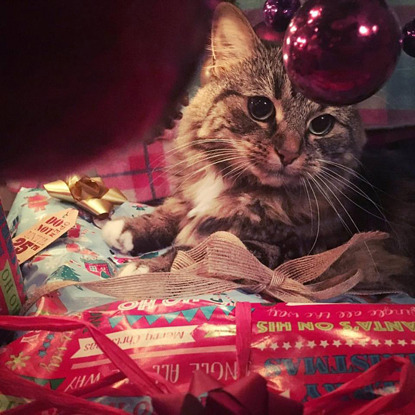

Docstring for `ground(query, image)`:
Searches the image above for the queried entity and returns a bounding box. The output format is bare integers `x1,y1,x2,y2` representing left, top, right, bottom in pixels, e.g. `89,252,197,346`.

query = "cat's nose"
276,149,299,166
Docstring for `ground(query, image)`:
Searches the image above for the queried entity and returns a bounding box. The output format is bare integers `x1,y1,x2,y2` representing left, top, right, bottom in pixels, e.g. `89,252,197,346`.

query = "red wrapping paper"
246,303,415,403
0,301,415,413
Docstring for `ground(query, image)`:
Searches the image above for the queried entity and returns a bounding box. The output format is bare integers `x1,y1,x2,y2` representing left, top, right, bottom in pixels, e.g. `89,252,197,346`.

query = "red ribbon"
1,315,415,414
152,370,303,415
305,356,415,415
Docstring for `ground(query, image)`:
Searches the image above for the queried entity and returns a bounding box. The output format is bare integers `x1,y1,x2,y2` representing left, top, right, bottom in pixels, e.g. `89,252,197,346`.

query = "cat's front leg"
102,197,188,255
117,248,179,276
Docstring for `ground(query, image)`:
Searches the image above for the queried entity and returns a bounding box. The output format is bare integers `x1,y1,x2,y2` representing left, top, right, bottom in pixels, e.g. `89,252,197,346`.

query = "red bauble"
1,1,210,178
282,0,401,105
254,22,285,43
263,0,301,33
402,18,415,58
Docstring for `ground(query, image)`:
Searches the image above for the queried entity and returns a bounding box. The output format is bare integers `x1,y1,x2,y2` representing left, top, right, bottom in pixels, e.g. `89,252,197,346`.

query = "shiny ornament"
263,0,301,32
402,18,415,58
282,0,401,105
254,21,285,42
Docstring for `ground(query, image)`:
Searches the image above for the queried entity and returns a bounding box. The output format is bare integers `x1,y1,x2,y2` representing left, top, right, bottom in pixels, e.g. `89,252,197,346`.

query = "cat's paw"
102,219,134,254
118,262,150,277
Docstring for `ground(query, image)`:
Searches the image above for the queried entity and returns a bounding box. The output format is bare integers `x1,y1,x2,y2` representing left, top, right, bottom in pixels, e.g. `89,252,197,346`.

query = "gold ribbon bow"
44,175,127,219
22,231,390,314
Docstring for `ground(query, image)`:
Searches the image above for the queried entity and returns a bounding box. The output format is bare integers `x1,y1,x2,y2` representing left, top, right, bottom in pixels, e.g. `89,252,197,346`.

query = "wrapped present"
244,302,415,403
2,187,415,412
6,188,265,317
0,202,25,315
0,304,415,413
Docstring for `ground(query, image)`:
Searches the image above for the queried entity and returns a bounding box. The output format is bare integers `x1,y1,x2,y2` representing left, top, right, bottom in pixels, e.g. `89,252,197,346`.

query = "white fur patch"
118,263,149,277
101,219,134,254
187,171,225,218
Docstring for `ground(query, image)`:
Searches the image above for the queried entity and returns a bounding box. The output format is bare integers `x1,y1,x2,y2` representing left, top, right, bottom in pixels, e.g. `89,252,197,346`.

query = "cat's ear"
203,3,260,83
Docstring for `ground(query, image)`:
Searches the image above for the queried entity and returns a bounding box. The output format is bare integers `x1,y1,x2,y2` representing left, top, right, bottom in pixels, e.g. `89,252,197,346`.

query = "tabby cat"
102,3,415,294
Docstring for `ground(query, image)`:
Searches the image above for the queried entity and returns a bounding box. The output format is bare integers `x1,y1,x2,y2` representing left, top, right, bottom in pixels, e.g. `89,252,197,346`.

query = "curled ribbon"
152,370,303,415
22,231,389,314
44,175,127,219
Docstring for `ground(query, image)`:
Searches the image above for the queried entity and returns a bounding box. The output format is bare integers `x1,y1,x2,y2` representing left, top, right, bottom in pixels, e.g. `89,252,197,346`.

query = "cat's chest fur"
175,169,339,257
186,171,227,220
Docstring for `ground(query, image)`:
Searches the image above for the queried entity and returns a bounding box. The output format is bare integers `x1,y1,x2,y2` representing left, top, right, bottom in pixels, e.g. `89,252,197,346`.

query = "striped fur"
103,4,414,294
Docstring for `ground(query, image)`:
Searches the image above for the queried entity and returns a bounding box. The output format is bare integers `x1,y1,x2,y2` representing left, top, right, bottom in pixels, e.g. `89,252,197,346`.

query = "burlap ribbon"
22,231,389,314
44,175,127,219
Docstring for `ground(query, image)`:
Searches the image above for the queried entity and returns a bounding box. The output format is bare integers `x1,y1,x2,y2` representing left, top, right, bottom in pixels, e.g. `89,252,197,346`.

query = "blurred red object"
1,0,211,179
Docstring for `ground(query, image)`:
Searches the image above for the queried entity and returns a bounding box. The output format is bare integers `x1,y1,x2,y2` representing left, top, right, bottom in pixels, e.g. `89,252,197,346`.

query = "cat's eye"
248,96,275,122
308,114,335,136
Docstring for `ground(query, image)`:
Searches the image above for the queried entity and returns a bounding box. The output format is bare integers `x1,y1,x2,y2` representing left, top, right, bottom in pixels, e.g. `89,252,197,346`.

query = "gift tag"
13,209,78,264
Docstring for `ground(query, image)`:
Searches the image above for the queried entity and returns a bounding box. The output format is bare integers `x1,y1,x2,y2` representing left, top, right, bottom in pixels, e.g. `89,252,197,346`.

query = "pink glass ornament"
402,18,415,58
282,0,401,105
263,0,301,32
255,22,285,42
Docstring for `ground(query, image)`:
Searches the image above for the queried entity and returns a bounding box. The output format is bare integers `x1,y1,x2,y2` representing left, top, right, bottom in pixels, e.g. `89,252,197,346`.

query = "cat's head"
179,3,366,189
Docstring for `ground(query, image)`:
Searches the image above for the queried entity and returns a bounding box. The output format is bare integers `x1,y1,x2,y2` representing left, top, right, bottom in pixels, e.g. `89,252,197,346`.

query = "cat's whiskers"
313,172,380,276
307,173,353,235
309,172,381,273
153,138,232,166
162,151,210,169
301,177,320,255
208,156,251,183
222,160,251,184
150,140,199,166
349,154,365,169
318,167,389,223
165,138,230,156
346,153,397,200
191,153,244,173
173,154,248,191
176,165,241,192
317,159,375,189
318,169,400,246
163,149,240,173
221,161,243,178
314,173,359,233
319,165,374,200
159,156,211,177
151,152,215,187
201,153,252,185
318,157,394,207
231,164,251,185
162,149,238,174
167,145,236,160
